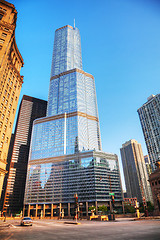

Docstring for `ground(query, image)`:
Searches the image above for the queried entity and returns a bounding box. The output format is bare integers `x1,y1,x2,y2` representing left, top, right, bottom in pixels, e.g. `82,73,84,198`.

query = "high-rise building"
137,94,160,172
144,155,152,177
120,139,153,203
1,95,47,215
0,0,24,199
24,25,123,217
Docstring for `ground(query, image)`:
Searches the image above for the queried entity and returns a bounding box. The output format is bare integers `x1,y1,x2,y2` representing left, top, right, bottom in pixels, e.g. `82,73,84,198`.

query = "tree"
89,206,96,211
124,203,136,213
98,205,108,215
139,201,154,213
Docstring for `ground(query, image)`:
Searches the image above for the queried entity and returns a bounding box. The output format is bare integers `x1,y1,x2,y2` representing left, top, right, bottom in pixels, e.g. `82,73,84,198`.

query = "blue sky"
11,0,160,189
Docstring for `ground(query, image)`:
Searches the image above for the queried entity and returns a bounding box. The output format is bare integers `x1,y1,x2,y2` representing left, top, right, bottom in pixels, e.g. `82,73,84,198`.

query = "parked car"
21,217,32,226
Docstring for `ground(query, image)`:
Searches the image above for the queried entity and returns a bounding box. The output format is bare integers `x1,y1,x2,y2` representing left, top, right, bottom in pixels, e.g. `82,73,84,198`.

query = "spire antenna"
74,19,75,28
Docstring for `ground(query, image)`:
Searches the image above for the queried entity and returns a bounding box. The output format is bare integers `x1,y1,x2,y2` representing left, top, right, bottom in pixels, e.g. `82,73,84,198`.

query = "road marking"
33,221,63,227
9,224,17,228
4,233,13,240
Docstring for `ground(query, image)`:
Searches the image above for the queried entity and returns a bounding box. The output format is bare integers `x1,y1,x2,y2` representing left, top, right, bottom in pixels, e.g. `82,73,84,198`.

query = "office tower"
120,140,153,203
144,155,152,177
2,95,47,215
138,94,160,172
24,25,123,217
0,0,24,199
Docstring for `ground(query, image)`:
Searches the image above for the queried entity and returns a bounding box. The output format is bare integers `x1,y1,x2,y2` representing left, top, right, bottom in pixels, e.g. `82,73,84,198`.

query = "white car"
21,217,33,226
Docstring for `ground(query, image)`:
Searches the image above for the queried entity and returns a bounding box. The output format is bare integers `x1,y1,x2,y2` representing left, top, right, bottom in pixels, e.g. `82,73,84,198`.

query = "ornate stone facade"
0,0,23,199
149,161,160,215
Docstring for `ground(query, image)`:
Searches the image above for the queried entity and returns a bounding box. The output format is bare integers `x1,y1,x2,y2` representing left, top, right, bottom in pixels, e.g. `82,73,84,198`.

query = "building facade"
138,94,160,172
0,0,24,199
120,139,153,203
149,160,160,216
1,95,47,215
144,155,152,177
24,25,123,217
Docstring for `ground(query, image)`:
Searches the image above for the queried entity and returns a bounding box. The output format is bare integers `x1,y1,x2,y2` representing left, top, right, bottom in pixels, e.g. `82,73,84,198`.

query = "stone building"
149,161,160,215
0,0,23,199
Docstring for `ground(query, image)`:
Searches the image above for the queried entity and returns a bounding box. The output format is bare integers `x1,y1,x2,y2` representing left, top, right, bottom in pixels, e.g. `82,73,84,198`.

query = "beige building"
0,0,23,199
149,161,160,215
120,139,153,203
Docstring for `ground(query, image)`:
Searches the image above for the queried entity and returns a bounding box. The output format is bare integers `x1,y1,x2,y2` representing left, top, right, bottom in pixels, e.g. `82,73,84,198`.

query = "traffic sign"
109,193,115,196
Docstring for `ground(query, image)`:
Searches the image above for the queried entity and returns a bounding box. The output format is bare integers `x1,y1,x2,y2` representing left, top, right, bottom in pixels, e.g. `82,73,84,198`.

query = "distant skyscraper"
138,94,160,172
24,25,123,217
120,139,153,203
2,95,47,215
144,155,152,177
0,0,24,199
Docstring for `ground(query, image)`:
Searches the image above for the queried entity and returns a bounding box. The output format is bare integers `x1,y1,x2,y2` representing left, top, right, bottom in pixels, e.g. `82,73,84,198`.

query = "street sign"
109,193,115,196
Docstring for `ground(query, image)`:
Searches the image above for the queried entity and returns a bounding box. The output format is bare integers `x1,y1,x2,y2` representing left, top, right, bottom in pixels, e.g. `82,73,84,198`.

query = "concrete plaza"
0,218,160,240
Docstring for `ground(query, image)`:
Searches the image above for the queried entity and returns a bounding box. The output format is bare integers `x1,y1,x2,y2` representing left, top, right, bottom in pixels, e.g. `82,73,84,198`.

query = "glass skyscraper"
138,94,160,172
24,25,123,217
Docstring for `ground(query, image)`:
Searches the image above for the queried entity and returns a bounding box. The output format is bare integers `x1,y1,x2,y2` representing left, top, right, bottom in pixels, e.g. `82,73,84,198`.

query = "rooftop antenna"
74,18,75,28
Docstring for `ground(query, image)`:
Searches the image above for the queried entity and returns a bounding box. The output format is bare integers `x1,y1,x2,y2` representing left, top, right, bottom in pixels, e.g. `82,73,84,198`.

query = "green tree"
89,206,96,211
98,205,108,215
124,203,136,213
139,201,154,213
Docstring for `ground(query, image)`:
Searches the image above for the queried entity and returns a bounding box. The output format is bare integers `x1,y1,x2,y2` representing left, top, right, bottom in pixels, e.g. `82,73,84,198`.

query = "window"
7,110,10,117
0,142,3,148
0,14,3,21
0,39,4,44
2,33,7,38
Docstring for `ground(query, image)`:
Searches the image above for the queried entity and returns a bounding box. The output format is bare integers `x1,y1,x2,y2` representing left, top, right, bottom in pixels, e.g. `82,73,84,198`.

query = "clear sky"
11,0,160,189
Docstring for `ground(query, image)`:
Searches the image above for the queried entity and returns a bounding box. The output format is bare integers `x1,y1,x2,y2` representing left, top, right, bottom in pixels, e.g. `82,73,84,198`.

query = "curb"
64,221,81,225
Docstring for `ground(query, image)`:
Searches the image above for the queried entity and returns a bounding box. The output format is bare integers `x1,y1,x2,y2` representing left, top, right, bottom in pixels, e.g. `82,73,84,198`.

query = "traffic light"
111,195,115,208
75,195,78,209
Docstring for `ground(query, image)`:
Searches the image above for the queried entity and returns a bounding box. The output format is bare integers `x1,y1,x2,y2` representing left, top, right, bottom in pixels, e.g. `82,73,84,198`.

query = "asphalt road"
0,218,160,240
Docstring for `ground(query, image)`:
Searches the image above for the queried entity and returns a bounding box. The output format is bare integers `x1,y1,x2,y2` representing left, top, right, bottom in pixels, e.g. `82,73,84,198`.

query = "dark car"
20,217,33,226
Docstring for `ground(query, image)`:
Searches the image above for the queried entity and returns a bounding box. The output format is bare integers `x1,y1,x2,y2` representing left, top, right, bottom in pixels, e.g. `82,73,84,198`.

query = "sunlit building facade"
120,139,153,203
138,94,160,172
1,95,47,215
24,25,123,217
0,0,24,199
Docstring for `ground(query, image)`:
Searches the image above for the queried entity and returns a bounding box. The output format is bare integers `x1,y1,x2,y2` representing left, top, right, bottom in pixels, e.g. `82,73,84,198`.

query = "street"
0,218,160,240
